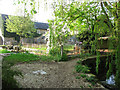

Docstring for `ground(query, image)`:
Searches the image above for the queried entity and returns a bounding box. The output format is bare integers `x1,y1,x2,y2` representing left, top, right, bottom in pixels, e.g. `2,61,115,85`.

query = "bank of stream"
82,55,117,89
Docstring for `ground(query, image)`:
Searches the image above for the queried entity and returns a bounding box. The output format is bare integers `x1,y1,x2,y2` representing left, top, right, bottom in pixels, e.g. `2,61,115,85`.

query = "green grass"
0,49,11,53
4,52,65,64
0,45,5,47
23,45,47,51
64,45,74,51
3,53,40,64
30,47,47,50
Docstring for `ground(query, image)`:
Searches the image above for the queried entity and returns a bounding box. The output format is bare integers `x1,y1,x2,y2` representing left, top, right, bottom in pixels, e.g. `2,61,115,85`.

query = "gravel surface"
0,55,2,90
12,58,106,88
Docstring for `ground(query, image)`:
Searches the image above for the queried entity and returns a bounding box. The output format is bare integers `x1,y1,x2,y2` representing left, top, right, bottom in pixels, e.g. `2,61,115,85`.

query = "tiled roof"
34,22,49,30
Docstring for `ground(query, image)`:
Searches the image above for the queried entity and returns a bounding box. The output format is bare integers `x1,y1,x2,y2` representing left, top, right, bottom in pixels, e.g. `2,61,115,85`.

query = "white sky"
0,0,116,23
0,0,85,23
0,0,54,23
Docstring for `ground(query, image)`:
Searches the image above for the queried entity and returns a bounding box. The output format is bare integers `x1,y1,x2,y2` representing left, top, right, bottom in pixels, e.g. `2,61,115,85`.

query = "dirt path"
0,55,2,90
12,58,105,88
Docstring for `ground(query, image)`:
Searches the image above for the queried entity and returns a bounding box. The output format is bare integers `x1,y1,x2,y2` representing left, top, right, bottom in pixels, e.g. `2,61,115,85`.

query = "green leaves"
6,15,36,38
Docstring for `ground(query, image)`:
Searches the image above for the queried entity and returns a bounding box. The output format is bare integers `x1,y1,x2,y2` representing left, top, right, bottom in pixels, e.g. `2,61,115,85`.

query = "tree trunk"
61,44,63,57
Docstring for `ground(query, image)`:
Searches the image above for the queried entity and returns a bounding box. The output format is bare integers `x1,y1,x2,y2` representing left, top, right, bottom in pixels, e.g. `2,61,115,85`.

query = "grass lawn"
64,45,74,51
0,49,11,53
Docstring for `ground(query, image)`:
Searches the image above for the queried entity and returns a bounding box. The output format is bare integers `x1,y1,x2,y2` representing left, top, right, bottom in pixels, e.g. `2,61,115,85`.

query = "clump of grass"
0,49,11,53
75,60,97,86
77,60,82,64
76,76,81,79
80,74,87,78
85,76,97,86
75,64,90,73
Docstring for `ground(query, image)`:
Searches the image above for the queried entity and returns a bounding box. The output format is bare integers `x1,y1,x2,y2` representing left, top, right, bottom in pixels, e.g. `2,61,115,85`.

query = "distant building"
21,22,49,44
0,14,49,45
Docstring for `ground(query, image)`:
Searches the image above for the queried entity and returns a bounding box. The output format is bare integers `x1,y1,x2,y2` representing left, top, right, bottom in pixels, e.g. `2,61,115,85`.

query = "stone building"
0,14,49,45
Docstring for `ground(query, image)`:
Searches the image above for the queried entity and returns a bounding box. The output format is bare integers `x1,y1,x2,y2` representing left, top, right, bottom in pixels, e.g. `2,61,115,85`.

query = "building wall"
37,29,47,34
4,37,18,45
0,14,4,45
21,36,47,44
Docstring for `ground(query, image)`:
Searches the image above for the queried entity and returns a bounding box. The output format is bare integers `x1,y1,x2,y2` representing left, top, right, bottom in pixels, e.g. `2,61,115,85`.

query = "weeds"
76,76,81,79
75,64,90,73
75,59,97,86
80,74,87,78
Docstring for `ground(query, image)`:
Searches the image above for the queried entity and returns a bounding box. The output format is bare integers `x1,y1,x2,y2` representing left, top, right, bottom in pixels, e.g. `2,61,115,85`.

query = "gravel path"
0,55,2,90
12,58,105,88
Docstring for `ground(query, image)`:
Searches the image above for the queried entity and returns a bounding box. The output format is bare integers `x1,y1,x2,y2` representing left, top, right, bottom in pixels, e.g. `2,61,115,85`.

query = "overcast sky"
0,0,54,23
0,0,117,23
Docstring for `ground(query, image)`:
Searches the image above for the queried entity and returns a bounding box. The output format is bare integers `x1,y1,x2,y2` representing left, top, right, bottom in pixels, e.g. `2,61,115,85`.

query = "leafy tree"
48,1,70,57
6,15,36,43
49,1,120,87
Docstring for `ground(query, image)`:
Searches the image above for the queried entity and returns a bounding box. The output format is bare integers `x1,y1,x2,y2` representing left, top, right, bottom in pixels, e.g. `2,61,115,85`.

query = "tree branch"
101,2,114,30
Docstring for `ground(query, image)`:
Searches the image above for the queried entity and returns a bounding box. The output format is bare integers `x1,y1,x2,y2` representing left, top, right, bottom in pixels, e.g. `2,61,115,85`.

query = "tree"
6,14,36,43
100,1,120,87
49,0,120,87
48,1,70,57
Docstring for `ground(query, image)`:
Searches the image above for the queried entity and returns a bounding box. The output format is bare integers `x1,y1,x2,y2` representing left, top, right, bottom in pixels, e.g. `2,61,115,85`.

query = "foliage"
14,0,120,87
49,46,68,61
76,76,81,79
85,76,96,86
75,64,90,73
77,30,96,49
6,15,36,38
0,49,11,53
14,0,37,16
64,45,74,51
80,74,87,78
2,61,22,88
2,54,23,88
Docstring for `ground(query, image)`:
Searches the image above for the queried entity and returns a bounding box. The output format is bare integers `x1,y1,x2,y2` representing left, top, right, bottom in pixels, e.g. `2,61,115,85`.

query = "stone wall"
4,37,17,45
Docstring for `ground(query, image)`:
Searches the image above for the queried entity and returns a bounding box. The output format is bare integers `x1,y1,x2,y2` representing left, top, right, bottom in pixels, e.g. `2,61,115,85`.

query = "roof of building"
34,22,49,30
1,14,49,30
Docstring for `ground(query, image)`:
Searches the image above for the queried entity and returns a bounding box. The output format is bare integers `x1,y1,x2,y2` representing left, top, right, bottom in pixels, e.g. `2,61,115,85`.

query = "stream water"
106,75,115,85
